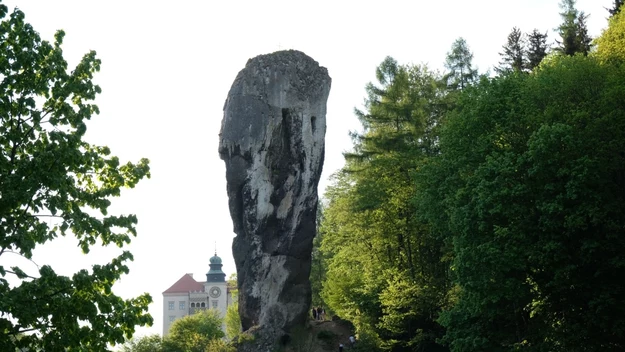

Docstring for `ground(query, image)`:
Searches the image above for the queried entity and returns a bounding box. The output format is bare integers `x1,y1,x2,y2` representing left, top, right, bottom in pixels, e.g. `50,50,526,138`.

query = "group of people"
338,335,356,351
310,306,357,350
311,306,326,321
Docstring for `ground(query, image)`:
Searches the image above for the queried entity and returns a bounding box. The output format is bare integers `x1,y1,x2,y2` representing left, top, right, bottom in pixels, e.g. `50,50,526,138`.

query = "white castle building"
162,252,234,335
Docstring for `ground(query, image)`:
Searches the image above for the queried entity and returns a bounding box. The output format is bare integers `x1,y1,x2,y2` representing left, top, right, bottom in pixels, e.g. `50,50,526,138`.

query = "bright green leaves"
1,260,152,350
594,9,625,64
340,41,625,351
377,269,448,350
430,55,625,351
0,5,151,351
121,334,164,352
225,299,241,341
165,310,226,352
319,58,451,351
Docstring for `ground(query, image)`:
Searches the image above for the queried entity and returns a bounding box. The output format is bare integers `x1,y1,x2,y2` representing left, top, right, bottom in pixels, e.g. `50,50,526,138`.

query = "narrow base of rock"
219,50,331,349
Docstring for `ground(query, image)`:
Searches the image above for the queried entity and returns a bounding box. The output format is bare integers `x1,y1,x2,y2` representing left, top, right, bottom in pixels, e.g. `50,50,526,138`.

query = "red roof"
163,274,205,294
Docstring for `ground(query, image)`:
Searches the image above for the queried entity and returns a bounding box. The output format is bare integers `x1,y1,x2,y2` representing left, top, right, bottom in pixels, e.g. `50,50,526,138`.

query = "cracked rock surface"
219,50,331,349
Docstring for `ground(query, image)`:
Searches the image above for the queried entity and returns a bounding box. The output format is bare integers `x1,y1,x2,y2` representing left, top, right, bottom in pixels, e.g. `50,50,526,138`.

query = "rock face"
218,50,331,348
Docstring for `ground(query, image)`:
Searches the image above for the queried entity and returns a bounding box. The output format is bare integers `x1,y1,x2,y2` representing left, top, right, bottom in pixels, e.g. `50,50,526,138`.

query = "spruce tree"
557,0,580,55
577,12,593,55
527,29,549,70
556,0,592,56
608,0,624,17
496,27,527,73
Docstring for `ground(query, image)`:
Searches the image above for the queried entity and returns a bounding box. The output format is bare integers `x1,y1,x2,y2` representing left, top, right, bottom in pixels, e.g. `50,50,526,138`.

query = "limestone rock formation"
218,50,331,349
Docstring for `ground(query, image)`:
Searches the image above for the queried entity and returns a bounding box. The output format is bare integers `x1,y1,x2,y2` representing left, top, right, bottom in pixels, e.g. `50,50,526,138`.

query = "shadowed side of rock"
219,50,331,350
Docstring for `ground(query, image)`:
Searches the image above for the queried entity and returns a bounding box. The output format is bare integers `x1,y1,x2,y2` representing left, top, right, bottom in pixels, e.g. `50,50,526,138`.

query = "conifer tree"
443,38,478,90
321,58,450,351
556,0,592,56
577,12,593,55
496,27,527,73
527,29,549,69
608,0,624,17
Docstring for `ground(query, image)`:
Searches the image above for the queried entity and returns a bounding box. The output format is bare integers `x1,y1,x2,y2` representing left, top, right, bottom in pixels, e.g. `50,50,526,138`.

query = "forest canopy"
0,3,152,350
313,2,625,351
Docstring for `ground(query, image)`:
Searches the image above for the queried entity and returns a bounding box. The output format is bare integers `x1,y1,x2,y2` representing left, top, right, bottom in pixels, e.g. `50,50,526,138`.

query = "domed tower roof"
210,254,222,264
206,251,226,283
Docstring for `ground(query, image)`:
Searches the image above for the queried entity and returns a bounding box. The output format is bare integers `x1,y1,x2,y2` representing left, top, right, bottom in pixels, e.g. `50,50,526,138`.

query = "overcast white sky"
2,0,613,338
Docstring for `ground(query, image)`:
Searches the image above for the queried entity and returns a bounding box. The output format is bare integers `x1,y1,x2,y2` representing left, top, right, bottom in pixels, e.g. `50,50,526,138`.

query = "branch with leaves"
0,4,152,350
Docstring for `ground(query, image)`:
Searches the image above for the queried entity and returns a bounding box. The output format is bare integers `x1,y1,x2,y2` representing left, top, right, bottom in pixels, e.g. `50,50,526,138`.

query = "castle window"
191,302,195,308
169,316,175,322
168,301,174,310
212,300,218,308
179,301,185,310
201,302,206,308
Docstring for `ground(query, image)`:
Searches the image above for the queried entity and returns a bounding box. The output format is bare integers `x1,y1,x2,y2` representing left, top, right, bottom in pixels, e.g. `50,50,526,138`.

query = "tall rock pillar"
218,50,331,347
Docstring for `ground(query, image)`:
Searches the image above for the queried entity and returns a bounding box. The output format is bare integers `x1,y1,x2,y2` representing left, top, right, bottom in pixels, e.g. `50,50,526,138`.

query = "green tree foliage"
122,328,235,352
428,54,625,351
313,5,624,352
556,0,592,56
443,38,478,90
526,29,549,70
227,273,237,290
557,0,580,55
120,334,164,352
0,5,152,351
496,27,527,73
608,0,624,17
163,310,225,352
224,273,240,340
225,298,241,341
320,57,451,351
205,339,235,352
594,8,625,64
576,12,593,54
310,202,328,308
320,172,384,346
123,313,234,352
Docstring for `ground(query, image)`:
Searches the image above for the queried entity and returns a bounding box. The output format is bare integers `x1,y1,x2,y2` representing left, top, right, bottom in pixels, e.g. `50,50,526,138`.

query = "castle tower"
206,251,226,283
204,252,228,319
162,250,232,336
